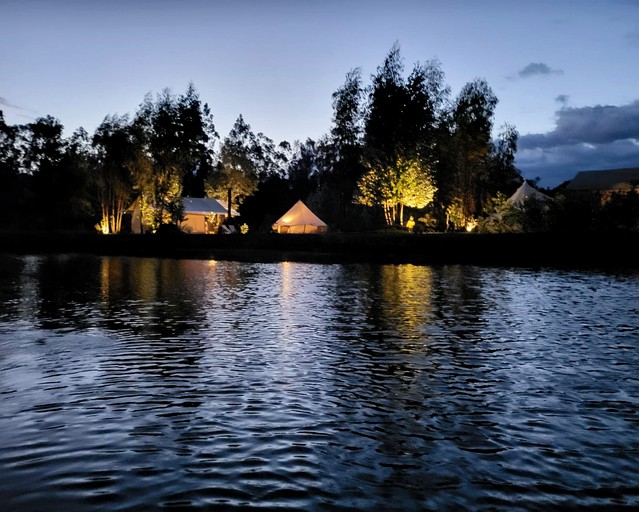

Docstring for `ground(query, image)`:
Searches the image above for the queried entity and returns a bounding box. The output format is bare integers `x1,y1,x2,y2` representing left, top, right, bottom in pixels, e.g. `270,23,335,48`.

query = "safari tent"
180,197,238,234
129,197,237,234
273,200,327,234
508,181,552,205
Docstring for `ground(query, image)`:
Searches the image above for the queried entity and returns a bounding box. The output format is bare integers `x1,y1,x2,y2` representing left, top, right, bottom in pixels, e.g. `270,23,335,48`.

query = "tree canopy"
12,45,609,235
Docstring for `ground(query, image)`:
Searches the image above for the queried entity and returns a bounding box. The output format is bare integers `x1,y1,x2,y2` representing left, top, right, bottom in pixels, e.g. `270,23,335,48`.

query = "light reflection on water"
0,254,638,511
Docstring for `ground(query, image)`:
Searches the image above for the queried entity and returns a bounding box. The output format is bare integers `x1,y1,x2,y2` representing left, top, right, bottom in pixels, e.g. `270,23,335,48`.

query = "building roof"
566,168,639,191
183,197,238,216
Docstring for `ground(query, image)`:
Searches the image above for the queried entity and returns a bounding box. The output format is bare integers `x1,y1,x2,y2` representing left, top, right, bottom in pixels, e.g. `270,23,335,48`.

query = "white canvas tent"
273,200,327,234
508,181,552,205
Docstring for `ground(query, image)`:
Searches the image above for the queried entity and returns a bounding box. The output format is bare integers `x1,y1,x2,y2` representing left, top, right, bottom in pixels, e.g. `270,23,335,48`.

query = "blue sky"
2,0,638,188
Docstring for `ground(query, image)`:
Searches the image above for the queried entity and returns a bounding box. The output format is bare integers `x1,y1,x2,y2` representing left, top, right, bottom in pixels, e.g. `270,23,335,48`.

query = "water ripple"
0,256,638,510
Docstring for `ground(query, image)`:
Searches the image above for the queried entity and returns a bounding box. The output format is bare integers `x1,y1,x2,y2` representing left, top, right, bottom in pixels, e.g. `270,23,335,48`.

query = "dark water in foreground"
0,254,638,511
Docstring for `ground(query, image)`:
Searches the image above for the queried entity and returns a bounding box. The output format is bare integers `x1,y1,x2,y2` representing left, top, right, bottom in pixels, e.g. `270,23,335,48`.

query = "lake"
0,254,638,511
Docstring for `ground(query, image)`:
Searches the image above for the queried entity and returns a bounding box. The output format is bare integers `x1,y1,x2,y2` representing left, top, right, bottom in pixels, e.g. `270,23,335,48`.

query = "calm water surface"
0,254,638,511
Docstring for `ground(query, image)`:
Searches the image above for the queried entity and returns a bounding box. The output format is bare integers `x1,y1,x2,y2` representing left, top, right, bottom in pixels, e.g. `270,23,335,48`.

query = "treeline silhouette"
1,44,635,234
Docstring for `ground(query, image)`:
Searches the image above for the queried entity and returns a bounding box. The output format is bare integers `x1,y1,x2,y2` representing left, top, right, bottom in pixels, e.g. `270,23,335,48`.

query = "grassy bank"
1,231,638,269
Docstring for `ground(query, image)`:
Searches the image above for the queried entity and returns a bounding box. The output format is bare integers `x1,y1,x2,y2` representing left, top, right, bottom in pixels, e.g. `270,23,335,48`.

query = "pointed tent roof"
508,181,552,205
274,200,327,228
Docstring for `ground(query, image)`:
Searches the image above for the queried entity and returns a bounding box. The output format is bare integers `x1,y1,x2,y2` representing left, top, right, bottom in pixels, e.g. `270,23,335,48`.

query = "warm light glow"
406,216,415,230
281,261,292,300
465,219,477,232
96,218,110,234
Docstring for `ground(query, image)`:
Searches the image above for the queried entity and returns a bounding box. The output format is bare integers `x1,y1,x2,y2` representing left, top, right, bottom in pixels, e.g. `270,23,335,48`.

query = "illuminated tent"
180,197,238,234
130,197,238,234
273,200,327,234
507,181,552,205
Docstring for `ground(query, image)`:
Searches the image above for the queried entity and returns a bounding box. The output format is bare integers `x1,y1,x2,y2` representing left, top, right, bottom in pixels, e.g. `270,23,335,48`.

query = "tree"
355,155,436,225
288,138,320,200
206,115,289,216
331,69,364,148
487,123,521,197
178,82,218,197
130,84,216,231
397,157,437,221
357,44,444,226
0,111,23,226
131,89,184,230
21,116,67,227
60,127,95,228
364,42,407,169
446,78,498,226
22,115,65,176
0,111,20,177
92,114,135,233
206,115,259,214
321,68,367,228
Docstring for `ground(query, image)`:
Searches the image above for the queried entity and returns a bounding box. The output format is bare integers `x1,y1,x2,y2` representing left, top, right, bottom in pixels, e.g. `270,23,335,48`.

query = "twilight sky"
2,0,638,188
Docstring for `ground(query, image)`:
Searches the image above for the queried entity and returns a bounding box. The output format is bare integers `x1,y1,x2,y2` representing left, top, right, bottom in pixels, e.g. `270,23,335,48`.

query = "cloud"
0,97,19,109
517,62,564,78
516,100,639,187
555,94,569,105
0,96,37,113
520,101,639,149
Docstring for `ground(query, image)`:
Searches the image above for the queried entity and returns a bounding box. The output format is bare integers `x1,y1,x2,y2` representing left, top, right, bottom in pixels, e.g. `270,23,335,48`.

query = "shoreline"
1,231,638,269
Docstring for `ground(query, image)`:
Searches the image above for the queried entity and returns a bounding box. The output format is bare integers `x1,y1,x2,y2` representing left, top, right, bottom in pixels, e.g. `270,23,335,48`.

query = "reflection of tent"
273,200,327,234
508,181,552,205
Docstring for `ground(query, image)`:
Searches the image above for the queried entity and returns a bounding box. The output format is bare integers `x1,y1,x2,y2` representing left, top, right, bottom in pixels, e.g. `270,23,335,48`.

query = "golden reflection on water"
96,258,441,345
280,261,293,301
379,264,434,342
99,256,163,303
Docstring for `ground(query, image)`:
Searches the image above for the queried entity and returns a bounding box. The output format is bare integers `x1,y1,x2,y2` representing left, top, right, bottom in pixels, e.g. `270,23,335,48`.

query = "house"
272,200,327,234
129,197,238,234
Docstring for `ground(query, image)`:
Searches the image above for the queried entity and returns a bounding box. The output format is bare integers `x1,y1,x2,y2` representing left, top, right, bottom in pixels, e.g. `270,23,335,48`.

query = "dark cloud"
520,101,639,149
516,100,639,188
555,94,569,105
517,62,564,78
